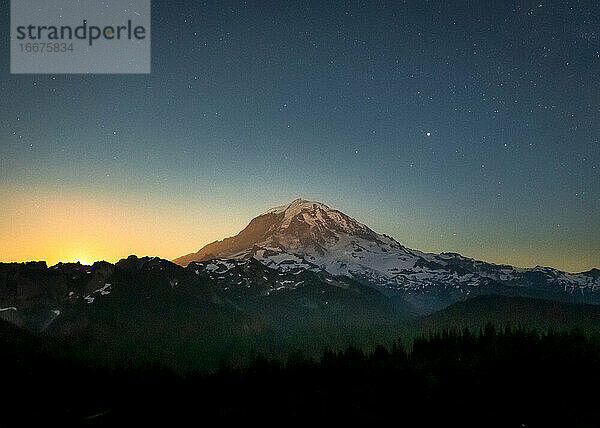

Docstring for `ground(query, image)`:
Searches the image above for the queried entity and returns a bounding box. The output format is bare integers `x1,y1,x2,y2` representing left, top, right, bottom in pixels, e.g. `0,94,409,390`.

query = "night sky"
0,0,598,272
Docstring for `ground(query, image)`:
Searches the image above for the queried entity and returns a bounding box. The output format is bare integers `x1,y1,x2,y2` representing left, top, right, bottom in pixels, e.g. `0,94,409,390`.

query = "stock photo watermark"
11,0,151,74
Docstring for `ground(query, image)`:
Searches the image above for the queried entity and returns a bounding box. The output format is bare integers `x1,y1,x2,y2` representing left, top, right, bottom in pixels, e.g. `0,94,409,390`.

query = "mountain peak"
173,198,394,267
264,198,330,216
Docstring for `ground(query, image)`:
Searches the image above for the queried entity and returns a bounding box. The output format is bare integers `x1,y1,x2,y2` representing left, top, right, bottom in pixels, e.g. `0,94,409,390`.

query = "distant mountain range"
1,198,598,371
175,198,600,313
0,254,402,370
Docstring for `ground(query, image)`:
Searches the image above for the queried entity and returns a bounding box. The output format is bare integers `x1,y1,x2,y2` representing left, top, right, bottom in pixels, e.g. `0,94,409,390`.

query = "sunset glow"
0,184,596,272
0,186,246,267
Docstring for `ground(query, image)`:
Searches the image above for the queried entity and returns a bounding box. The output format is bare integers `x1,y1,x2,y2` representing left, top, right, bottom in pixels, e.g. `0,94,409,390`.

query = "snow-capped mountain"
175,198,418,277
1,198,598,344
175,198,600,312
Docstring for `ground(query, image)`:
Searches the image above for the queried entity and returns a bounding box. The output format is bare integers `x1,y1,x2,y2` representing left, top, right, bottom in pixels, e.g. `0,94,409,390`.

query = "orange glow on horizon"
0,188,241,267
0,187,596,273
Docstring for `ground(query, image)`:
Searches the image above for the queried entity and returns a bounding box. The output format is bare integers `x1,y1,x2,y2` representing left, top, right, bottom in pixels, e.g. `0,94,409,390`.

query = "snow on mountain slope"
174,199,600,306
175,199,416,275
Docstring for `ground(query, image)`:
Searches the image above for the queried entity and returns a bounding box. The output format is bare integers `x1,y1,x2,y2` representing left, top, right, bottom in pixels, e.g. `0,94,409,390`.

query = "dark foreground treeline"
3,322,600,427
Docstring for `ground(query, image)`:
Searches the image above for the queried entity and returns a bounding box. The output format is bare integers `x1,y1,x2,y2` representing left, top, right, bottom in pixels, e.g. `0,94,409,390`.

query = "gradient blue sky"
1,0,598,271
